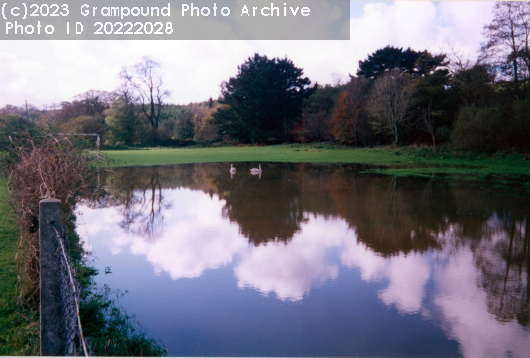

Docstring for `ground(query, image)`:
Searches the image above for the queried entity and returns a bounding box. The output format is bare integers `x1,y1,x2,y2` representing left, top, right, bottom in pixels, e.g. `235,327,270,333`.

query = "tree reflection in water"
88,167,171,242
475,215,529,326
86,162,529,328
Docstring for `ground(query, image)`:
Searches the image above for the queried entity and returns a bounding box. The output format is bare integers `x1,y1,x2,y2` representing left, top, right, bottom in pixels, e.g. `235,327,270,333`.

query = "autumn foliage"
330,77,372,146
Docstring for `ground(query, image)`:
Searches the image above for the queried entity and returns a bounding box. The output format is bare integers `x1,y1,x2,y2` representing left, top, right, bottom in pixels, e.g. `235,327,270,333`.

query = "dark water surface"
77,163,530,357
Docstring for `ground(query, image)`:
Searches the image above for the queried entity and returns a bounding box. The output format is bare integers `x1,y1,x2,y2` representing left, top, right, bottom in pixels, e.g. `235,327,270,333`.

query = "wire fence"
49,222,91,356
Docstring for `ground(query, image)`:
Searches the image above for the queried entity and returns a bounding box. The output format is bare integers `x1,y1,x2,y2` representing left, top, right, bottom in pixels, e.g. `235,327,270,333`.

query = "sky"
0,1,495,109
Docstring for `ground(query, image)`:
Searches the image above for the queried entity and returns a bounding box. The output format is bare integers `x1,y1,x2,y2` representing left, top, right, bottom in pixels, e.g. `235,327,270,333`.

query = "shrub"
451,105,505,152
510,100,530,151
6,135,103,304
291,112,333,143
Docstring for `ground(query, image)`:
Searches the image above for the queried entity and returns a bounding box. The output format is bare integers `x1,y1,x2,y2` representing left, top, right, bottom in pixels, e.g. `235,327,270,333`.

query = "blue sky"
0,1,494,108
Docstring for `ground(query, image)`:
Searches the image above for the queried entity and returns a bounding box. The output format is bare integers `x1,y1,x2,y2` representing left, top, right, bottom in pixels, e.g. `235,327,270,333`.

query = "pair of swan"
230,164,261,176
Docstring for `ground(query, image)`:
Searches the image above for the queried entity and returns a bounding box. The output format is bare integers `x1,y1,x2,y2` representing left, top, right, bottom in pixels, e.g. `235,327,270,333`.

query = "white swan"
250,164,262,174
230,164,236,178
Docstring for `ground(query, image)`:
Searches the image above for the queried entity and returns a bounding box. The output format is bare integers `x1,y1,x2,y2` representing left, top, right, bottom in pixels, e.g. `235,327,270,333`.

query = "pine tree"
215,53,316,143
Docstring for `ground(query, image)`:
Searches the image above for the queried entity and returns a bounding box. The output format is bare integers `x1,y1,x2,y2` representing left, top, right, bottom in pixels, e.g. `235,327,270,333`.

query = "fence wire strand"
50,222,91,356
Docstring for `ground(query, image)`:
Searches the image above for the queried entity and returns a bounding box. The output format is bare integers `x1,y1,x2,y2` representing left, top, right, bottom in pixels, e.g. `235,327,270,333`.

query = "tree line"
2,1,530,152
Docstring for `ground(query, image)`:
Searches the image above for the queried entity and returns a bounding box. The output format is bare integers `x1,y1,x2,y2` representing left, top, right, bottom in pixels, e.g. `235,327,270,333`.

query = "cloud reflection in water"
77,164,530,357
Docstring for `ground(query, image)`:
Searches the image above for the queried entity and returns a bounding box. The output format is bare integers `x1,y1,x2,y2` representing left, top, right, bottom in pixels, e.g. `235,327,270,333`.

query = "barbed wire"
50,222,91,356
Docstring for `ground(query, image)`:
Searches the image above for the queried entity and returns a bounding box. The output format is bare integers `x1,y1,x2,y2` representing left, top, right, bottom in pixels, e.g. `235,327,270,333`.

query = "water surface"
78,163,530,357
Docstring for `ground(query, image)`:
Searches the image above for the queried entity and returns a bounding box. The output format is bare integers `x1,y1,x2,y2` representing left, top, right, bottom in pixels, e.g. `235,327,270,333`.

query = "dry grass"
6,135,103,304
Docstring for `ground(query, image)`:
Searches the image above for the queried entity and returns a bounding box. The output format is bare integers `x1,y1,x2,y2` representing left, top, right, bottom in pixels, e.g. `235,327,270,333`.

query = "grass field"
102,144,530,179
0,178,39,356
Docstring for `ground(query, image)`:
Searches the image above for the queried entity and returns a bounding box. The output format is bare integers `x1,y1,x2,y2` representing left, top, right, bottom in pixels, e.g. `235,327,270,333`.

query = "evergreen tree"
358,46,447,79
215,53,316,143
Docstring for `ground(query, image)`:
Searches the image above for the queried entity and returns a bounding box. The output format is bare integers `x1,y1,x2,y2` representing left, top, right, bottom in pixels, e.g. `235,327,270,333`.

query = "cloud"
0,49,47,106
0,1,496,108
341,235,431,314
78,188,248,279
350,2,437,52
377,254,430,314
234,217,345,301
433,246,530,358
231,0,344,40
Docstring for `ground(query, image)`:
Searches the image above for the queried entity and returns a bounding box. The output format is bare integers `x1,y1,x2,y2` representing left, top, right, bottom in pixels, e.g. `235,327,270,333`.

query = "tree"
58,90,113,123
292,84,343,142
0,114,38,149
519,3,530,79
59,115,106,139
74,90,113,118
214,53,316,143
449,62,497,107
173,111,194,141
358,46,448,80
368,69,416,145
121,57,170,130
480,2,530,99
107,84,139,146
303,84,343,114
194,105,223,143
330,76,372,146
413,62,450,146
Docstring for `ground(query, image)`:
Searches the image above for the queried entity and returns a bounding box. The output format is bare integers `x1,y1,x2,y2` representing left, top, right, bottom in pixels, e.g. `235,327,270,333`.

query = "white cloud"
433,247,530,358
377,253,430,314
341,235,431,314
234,217,345,301
232,0,343,40
77,188,248,279
0,1,495,108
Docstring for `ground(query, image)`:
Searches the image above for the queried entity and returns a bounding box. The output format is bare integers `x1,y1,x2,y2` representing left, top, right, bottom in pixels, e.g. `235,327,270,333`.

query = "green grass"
102,144,530,179
0,176,166,356
80,286,167,356
0,178,39,356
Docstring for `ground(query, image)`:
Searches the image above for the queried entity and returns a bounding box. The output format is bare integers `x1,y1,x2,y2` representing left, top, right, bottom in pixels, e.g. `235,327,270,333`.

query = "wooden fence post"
39,198,66,356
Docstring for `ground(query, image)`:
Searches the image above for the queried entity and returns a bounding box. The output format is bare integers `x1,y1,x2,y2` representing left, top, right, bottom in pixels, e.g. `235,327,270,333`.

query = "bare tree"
419,100,436,147
445,45,496,107
73,90,114,117
121,57,170,130
480,2,530,99
517,3,530,79
368,69,416,145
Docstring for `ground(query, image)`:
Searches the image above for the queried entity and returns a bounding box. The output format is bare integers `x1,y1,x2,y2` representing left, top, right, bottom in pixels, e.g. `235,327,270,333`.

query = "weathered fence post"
40,198,66,356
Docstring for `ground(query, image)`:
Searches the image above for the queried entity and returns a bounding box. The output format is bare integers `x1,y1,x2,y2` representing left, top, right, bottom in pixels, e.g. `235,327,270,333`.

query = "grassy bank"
0,178,39,355
102,144,530,179
0,175,166,356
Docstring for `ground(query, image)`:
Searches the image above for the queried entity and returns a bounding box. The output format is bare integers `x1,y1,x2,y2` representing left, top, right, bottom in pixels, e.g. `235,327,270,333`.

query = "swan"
250,164,261,174
230,164,236,174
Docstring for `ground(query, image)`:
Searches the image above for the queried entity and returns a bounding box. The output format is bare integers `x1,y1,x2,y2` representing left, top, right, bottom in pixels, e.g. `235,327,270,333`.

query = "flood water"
77,163,530,357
